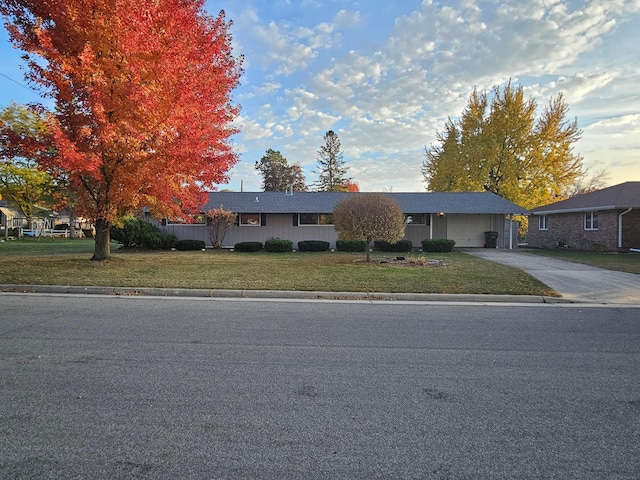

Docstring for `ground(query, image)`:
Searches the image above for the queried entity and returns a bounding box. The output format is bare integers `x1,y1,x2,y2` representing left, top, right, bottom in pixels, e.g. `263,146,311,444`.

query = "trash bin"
484,231,498,248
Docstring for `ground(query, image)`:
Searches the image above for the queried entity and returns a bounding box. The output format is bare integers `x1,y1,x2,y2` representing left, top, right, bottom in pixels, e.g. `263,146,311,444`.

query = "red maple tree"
1,0,243,259
346,181,360,192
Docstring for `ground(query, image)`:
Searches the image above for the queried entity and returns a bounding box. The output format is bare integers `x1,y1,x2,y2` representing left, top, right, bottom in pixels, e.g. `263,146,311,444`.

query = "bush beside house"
422,239,455,252
265,239,293,252
111,217,177,250
234,242,263,252
297,240,330,252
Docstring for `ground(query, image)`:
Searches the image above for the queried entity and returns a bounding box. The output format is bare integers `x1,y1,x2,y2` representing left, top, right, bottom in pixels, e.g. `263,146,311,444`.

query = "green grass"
0,237,106,256
523,248,640,275
0,238,556,296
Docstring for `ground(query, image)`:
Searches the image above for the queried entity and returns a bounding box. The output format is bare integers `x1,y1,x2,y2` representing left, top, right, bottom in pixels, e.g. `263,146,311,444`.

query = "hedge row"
170,237,457,253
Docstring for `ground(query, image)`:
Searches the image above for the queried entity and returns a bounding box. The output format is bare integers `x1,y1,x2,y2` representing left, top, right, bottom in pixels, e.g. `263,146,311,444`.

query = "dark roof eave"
531,205,638,215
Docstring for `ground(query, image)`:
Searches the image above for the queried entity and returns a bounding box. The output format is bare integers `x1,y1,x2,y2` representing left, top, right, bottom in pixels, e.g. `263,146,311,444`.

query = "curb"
0,284,574,304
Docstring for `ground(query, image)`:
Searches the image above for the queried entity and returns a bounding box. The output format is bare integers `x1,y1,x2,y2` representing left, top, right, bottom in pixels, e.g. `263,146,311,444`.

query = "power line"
0,71,39,94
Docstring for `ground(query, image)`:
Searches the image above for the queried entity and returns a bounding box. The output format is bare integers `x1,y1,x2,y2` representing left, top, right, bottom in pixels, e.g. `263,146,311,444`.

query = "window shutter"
261,214,267,226
293,214,299,226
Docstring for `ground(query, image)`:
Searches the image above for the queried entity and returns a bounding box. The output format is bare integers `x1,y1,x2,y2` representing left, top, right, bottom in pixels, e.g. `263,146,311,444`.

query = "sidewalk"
462,248,640,304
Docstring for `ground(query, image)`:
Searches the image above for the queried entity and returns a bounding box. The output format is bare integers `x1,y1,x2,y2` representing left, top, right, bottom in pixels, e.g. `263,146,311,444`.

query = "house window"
406,213,428,225
539,215,548,230
584,211,599,230
240,213,261,226
165,214,206,225
298,213,333,225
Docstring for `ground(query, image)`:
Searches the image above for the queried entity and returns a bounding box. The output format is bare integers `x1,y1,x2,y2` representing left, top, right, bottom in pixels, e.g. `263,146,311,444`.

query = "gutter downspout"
509,215,513,250
429,213,433,240
619,208,632,249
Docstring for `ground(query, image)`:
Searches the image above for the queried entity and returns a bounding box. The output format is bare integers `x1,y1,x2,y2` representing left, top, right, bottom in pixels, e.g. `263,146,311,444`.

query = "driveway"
463,248,640,304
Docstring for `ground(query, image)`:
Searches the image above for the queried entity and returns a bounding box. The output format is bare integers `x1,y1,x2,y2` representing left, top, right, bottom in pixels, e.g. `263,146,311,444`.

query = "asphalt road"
1,294,639,479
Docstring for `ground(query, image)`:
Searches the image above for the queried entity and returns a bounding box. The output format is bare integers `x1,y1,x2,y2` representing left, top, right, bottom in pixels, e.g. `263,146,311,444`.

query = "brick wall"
528,210,623,251
622,209,640,249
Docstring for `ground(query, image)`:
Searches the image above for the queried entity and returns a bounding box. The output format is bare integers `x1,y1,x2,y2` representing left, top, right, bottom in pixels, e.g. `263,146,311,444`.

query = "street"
1,294,639,479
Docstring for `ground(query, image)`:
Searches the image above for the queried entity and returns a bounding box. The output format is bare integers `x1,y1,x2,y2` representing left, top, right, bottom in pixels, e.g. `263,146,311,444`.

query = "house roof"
204,191,527,215
530,182,640,215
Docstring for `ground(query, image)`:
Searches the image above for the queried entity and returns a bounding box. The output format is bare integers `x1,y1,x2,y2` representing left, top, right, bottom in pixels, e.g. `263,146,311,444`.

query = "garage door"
447,215,492,247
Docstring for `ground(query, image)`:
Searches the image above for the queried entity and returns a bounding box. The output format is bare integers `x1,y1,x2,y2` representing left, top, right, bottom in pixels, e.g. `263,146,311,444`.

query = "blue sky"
1,0,639,192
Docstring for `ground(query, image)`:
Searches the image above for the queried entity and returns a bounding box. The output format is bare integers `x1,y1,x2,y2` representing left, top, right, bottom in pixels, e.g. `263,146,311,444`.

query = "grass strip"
522,248,640,275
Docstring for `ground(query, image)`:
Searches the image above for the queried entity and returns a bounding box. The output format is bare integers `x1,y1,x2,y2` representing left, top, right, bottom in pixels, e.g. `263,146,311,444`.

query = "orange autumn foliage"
346,181,360,192
1,0,243,258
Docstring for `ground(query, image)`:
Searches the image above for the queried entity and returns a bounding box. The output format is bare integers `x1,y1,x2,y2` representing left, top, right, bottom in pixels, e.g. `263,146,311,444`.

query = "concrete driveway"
463,249,640,304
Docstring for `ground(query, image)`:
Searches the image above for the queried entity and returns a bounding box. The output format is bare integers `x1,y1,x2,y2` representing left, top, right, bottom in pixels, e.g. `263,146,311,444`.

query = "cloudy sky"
1,0,639,192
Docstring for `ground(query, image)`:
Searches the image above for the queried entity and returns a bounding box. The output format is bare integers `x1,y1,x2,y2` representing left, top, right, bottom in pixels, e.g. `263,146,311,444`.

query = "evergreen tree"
255,149,306,192
314,130,350,191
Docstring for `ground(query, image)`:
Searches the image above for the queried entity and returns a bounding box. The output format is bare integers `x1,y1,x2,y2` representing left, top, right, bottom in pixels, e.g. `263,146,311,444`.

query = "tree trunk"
91,218,111,260
365,239,371,263
69,209,76,240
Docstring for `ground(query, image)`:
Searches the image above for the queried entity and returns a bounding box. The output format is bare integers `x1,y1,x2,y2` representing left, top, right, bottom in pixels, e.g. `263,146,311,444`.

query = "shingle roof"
530,182,640,214
204,191,527,215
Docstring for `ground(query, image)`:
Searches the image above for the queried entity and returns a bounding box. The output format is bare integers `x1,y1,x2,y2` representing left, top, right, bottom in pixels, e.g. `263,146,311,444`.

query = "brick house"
528,182,640,251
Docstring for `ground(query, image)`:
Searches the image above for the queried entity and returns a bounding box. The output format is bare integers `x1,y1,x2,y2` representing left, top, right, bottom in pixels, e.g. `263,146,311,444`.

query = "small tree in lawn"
333,193,406,262
205,207,236,249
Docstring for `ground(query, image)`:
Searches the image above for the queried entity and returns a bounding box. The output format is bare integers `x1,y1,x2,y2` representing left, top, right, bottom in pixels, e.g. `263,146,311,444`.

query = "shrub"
374,240,413,252
159,233,178,250
421,239,456,252
336,239,366,252
265,238,293,253
297,240,330,252
110,217,177,250
205,207,237,249
234,241,263,252
175,239,206,251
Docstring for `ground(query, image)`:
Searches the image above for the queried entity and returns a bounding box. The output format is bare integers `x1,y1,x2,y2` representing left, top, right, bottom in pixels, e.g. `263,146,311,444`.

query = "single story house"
162,191,527,249
527,181,640,251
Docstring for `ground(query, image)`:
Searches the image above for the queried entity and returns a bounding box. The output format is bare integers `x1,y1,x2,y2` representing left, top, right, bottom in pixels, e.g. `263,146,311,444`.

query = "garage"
446,214,492,247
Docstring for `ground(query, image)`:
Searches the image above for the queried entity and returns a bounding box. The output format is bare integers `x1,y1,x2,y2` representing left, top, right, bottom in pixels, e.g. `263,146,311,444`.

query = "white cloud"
582,114,640,149
333,10,362,29
222,0,640,191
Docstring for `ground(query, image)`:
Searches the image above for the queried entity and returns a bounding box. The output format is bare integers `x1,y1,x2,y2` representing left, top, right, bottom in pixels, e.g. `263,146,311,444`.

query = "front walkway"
462,248,640,304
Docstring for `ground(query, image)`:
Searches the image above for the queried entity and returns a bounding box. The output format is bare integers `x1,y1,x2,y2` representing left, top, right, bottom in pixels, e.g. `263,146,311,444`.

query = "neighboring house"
0,200,89,238
162,191,527,249
528,181,640,251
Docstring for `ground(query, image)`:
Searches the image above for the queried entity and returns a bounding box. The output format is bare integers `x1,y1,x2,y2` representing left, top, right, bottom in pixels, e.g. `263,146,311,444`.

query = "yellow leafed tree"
422,81,584,211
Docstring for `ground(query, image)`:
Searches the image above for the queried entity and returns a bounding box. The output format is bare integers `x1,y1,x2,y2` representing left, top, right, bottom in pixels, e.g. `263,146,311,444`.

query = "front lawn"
0,238,556,296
